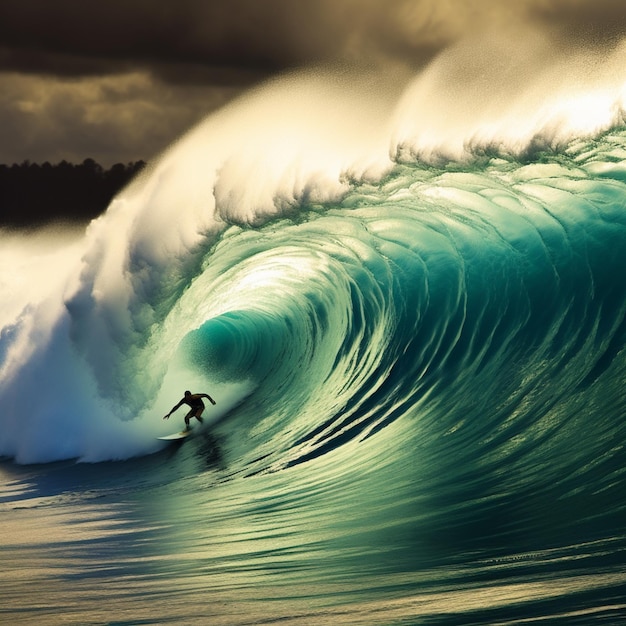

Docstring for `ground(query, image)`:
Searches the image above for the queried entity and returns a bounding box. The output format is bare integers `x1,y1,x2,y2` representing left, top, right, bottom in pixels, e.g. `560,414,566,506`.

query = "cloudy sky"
1,0,625,166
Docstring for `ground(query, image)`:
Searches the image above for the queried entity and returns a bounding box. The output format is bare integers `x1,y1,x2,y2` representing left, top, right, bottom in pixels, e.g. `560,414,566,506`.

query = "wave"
1,37,626,490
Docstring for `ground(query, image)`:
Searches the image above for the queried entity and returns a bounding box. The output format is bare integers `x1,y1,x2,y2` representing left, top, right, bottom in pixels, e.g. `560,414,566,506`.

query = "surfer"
163,390,216,430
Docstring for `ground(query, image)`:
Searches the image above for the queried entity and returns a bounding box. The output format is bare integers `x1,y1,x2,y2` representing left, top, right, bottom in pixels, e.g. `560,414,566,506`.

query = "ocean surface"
2,39,626,624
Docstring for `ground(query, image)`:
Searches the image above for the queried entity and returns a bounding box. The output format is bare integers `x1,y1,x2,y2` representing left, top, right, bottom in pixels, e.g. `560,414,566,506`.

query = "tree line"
0,158,146,227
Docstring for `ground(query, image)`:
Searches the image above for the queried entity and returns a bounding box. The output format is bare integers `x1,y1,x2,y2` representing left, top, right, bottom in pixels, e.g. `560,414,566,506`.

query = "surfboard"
157,429,192,441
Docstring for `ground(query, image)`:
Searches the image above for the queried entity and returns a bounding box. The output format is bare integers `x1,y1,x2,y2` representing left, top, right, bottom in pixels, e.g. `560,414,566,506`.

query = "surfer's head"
184,390,191,397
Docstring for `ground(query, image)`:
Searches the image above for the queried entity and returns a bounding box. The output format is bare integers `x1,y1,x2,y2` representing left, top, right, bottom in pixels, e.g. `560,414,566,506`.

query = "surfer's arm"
200,393,216,405
163,398,185,419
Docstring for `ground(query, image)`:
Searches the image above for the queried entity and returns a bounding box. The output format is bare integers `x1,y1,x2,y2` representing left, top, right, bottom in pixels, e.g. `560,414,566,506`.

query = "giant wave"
1,37,626,470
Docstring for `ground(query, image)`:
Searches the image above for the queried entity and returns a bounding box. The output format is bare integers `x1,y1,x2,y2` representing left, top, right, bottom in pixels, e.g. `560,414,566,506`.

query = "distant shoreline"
0,159,146,227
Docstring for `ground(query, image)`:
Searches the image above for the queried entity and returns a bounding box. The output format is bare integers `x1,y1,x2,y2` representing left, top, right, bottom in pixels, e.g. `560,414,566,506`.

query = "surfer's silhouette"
164,390,216,430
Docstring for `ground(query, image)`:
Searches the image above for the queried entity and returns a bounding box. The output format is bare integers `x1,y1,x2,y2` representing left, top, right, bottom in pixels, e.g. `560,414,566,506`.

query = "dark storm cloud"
0,0,361,83
4,1,626,75
2,0,625,84
0,0,468,86
0,0,287,84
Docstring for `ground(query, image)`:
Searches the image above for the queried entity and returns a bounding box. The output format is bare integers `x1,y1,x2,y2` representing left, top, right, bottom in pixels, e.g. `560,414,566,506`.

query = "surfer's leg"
195,408,204,424
184,409,193,430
